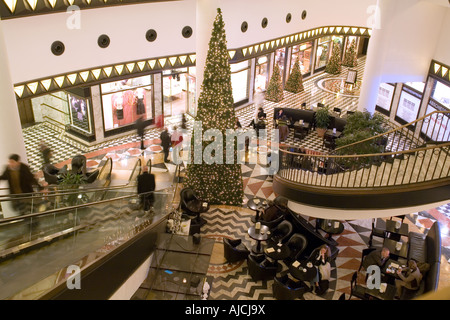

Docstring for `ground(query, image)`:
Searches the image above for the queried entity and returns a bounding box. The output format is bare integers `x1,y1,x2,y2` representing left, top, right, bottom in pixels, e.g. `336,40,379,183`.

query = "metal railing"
277,142,450,189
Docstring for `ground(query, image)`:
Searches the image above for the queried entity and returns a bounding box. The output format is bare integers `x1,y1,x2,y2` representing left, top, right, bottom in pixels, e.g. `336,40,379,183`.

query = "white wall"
376,0,448,84
433,8,450,64
2,0,197,84
220,0,376,49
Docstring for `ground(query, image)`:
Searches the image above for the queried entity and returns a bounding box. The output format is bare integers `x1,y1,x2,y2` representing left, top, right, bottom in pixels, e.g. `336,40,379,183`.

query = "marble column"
357,0,393,114
195,0,220,115
0,20,28,217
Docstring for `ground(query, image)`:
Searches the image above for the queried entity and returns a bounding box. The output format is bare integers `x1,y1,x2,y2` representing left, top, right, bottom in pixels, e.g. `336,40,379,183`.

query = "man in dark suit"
137,166,155,212
135,116,147,151
362,247,390,270
160,127,172,163
0,154,45,214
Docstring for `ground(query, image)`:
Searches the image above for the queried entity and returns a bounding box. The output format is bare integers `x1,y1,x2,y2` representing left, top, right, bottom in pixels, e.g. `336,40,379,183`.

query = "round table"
247,197,269,223
248,225,271,254
319,219,344,241
264,243,291,272
289,260,317,282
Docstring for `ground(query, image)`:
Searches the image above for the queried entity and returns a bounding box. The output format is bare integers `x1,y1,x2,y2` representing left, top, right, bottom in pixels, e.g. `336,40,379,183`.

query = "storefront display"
163,67,195,117
395,86,422,124
315,36,331,70
230,60,250,105
254,55,269,91
290,41,313,76
101,75,153,131
274,47,286,82
376,83,395,112
68,94,92,133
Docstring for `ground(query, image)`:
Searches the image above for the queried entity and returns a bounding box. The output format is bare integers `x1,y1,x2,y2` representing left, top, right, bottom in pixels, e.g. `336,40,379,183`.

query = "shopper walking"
137,166,155,212
135,116,147,151
160,127,172,163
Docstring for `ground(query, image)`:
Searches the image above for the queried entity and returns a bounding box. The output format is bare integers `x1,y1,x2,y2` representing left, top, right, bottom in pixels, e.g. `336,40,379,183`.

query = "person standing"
160,127,172,163
137,166,155,212
0,154,45,214
135,116,147,151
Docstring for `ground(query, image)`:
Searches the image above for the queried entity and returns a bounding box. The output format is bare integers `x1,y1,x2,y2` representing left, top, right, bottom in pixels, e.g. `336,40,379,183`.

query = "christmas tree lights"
184,8,244,206
265,63,284,102
285,58,305,94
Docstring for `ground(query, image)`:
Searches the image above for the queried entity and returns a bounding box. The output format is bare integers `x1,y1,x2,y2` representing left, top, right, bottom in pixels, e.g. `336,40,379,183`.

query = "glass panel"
274,47,286,79
421,102,450,141
230,60,249,72
255,54,269,91
68,94,92,134
405,82,425,93
315,37,331,70
163,73,188,117
0,189,175,300
396,88,422,123
290,41,313,75
100,75,152,94
376,83,395,111
431,79,450,109
231,69,249,103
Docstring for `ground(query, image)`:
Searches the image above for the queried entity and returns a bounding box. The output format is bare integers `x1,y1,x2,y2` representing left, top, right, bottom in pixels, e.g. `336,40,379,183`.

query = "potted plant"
315,105,330,137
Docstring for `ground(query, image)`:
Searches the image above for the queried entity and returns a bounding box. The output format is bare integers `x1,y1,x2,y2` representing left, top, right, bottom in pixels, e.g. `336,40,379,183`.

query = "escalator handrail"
0,189,169,226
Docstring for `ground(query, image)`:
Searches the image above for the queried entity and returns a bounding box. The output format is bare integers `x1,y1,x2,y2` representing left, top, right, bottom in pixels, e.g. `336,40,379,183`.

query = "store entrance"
17,99,35,127
163,68,196,117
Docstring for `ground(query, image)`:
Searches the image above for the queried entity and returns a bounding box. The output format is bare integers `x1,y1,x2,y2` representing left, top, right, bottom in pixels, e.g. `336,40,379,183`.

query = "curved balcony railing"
277,142,450,190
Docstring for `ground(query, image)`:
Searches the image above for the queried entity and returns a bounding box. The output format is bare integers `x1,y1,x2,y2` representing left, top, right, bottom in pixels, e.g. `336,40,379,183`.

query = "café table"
381,258,407,282
317,219,344,242
264,242,291,272
289,260,318,282
324,129,342,139
247,197,269,223
383,238,409,259
248,224,271,254
385,220,409,241
364,283,396,300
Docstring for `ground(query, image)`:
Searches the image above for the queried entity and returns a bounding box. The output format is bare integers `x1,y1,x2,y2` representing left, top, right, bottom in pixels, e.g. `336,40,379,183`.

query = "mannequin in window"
114,93,124,120
135,88,146,115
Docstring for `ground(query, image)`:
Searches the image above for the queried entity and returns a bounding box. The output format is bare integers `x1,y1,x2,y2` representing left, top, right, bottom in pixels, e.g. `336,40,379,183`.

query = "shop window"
375,83,395,116
68,94,92,134
420,100,450,141
163,67,195,117
274,47,287,82
290,41,313,76
254,55,269,91
315,36,331,70
430,78,450,109
230,60,250,105
101,75,153,131
395,86,422,125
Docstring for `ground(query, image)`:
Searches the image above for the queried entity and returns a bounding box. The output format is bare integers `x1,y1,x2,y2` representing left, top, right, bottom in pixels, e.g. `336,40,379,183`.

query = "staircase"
273,111,450,209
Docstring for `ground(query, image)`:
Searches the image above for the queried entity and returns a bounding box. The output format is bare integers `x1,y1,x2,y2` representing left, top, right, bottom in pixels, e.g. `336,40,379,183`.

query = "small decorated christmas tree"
325,41,342,75
265,63,284,102
285,58,304,93
342,39,358,67
184,8,244,206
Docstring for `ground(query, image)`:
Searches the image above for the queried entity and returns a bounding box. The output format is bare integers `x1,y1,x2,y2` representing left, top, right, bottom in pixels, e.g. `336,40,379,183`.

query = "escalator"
0,159,179,300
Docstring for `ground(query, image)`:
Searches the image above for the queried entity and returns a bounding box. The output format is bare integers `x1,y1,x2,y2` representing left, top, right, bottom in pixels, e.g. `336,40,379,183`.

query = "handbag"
319,262,331,280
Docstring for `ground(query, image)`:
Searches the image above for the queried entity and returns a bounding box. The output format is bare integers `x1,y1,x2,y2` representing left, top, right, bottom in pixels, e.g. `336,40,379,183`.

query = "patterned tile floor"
17,55,450,299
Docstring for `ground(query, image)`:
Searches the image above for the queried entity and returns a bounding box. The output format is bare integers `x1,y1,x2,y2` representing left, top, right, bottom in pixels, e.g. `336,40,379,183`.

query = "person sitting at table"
395,260,422,298
275,109,285,123
361,247,390,271
307,244,332,293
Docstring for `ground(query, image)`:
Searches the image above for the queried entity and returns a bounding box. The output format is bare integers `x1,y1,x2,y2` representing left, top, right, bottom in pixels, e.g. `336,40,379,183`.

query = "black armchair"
180,187,209,226
284,233,308,264
42,164,59,185
223,238,250,263
247,254,278,281
272,274,306,300
358,247,377,271
368,218,386,247
350,272,368,300
323,134,336,150
268,220,293,246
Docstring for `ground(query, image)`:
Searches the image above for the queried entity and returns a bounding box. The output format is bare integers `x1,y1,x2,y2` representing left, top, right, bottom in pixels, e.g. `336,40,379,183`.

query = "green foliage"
325,41,342,75
285,59,304,94
335,110,388,156
59,172,86,187
265,63,284,102
315,105,331,129
342,39,358,67
184,8,243,206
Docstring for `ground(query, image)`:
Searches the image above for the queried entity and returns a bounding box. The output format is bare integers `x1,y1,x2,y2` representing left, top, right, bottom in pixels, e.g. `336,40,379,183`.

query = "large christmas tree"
342,39,358,68
325,41,342,75
285,58,304,93
184,8,244,206
265,63,284,102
